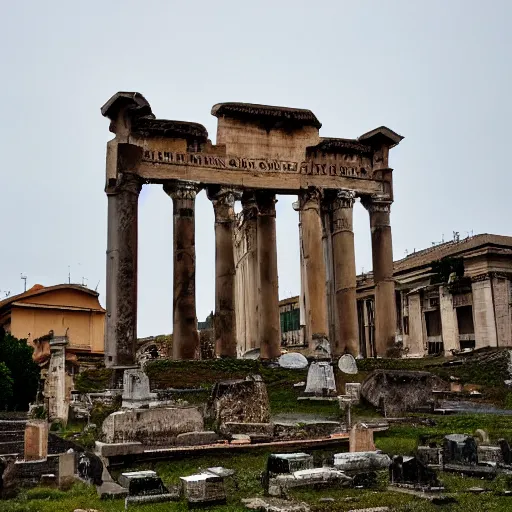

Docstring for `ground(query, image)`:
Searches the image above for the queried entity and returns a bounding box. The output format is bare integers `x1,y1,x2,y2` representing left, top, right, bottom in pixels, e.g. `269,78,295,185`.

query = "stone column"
471,276,498,349
209,188,240,358
363,196,396,356
105,172,141,368
164,182,200,360
330,190,359,357
298,188,329,350
255,192,281,360
241,194,259,351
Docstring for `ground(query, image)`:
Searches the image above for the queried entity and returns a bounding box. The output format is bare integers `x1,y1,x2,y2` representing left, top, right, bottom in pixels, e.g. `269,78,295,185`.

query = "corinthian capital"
361,194,392,214
164,182,200,201
298,187,322,211
106,172,142,196
208,187,242,223
333,190,356,210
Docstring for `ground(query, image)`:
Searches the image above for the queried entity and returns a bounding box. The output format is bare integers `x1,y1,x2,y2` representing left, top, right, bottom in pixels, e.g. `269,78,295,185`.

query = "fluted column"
298,188,329,350
164,182,200,360
255,191,281,360
105,172,142,368
363,196,396,356
331,190,359,357
209,188,241,358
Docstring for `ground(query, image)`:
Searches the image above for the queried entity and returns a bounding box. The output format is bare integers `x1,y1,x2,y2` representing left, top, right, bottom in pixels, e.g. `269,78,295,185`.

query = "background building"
357,234,512,357
0,283,105,362
242,234,512,358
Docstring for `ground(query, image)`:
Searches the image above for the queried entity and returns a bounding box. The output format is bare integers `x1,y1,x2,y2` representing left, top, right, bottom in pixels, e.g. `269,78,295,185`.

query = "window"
280,308,300,333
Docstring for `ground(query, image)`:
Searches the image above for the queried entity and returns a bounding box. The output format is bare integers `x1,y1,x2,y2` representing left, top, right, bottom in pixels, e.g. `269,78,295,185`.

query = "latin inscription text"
143,151,371,179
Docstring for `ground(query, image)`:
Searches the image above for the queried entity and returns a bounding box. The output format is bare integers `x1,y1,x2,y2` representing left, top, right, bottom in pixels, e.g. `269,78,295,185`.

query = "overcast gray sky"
1,1,511,337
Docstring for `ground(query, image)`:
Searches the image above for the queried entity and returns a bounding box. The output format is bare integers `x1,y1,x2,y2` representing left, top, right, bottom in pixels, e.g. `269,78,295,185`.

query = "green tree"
0,328,39,410
0,362,13,409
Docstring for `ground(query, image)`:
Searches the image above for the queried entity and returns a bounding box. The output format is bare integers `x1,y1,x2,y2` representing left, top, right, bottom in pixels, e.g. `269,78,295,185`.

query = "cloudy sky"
1,1,511,337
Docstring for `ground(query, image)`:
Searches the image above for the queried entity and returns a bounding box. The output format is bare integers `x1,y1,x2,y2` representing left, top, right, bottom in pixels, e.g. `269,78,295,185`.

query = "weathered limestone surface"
349,424,375,452
256,192,281,360
407,292,424,356
24,421,48,462
175,431,219,446
304,362,336,395
45,337,71,425
102,407,203,445
330,190,358,356
361,370,448,416
105,173,141,367
209,377,270,427
298,188,329,349
94,441,144,457
472,278,498,348
121,369,156,408
439,286,459,354
165,183,200,360
492,276,511,347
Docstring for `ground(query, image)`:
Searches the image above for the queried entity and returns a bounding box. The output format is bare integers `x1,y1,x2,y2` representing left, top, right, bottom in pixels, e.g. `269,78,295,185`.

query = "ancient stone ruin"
101,92,403,366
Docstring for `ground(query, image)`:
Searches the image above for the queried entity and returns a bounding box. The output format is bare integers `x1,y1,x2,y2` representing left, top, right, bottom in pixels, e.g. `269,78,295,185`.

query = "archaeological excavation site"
3,91,512,512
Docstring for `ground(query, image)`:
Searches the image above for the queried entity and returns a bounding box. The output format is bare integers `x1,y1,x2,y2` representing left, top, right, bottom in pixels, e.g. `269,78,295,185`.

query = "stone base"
176,431,219,446
94,441,144,457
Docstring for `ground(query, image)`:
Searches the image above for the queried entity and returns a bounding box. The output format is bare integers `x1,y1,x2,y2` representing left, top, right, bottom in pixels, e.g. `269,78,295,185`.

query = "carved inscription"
143,151,371,179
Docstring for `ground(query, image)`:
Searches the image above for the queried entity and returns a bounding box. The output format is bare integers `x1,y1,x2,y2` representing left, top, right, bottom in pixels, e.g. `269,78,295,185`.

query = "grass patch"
74,368,114,393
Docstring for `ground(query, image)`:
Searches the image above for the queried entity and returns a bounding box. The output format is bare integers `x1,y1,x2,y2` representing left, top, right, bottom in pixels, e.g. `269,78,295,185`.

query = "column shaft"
330,191,359,356
242,195,259,350
105,173,141,368
298,189,329,350
165,183,200,360
256,192,281,360
365,198,396,355
210,189,239,357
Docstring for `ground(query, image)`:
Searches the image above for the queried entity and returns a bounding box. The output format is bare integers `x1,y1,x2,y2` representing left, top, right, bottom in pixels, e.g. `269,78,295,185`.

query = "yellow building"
0,284,105,361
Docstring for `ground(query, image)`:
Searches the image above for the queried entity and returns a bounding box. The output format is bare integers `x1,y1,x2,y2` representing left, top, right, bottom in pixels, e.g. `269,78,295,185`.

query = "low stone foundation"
176,431,219,446
220,422,274,438
95,441,144,457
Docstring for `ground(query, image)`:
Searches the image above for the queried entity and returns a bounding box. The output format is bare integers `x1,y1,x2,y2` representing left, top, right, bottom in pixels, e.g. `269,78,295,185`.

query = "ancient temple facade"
101,92,402,367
